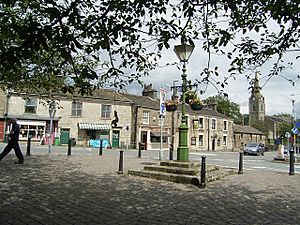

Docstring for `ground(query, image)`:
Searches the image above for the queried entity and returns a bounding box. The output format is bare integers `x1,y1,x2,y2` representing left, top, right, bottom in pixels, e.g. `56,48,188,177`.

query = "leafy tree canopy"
204,95,243,124
0,0,299,96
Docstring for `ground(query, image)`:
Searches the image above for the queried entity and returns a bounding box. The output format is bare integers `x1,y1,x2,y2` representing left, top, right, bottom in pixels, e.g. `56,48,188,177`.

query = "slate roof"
123,93,160,110
233,124,265,135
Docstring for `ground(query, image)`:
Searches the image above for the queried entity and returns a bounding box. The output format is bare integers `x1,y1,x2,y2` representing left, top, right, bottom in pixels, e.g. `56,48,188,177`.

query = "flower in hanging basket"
189,98,203,110
165,100,178,111
185,91,197,104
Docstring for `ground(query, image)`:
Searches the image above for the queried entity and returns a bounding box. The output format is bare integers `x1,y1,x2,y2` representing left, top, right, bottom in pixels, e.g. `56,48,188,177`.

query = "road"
1,142,299,174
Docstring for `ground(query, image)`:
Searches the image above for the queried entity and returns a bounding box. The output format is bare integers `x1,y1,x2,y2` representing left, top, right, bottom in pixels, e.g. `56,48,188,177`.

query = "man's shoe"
15,161,24,164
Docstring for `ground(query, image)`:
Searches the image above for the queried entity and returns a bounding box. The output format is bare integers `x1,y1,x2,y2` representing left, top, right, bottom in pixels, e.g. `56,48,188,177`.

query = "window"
223,120,228,131
25,98,37,114
199,135,204,146
101,105,111,118
142,111,150,124
223,135,227,146
71,102,82,116
211,119,216,129
199,117,204,128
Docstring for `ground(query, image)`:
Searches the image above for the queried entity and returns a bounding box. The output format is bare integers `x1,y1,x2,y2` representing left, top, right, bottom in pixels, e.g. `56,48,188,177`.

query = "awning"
78,123,111,130
150,132,170,137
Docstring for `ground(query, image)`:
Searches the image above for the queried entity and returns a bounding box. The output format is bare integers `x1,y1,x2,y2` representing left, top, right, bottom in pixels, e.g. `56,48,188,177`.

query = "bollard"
26,137,31,156
289,150,295,175
169,143,173,160
118,150,124,174
99,140,103,156
200,156,206,188
138,143,141,158
67,139,71,156
238,151,243,174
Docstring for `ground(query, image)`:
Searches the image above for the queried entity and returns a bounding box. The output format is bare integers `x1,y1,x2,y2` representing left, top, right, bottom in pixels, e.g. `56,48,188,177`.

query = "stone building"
233,125,265,151
0,85,235,152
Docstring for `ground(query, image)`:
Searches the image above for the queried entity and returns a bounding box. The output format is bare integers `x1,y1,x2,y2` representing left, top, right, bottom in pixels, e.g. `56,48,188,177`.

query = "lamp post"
174,43,194,161
48,101,56,154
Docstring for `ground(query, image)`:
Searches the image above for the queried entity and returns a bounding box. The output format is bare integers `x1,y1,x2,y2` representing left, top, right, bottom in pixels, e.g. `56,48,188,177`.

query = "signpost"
159,88,166,160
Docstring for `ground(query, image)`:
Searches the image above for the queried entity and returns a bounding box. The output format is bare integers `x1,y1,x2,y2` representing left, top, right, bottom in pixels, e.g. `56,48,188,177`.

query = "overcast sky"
126,40,300,119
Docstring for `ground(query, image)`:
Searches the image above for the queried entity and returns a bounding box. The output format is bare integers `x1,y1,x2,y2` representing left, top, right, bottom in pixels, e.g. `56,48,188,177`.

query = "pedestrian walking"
0,118,24,164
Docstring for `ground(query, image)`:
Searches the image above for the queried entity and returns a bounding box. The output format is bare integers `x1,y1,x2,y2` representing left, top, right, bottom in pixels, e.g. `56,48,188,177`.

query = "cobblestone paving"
0,154,299,225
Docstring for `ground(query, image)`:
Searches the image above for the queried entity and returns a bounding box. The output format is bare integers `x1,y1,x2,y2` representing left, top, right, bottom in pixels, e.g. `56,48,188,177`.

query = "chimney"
142,83,158,99
206,100,217,111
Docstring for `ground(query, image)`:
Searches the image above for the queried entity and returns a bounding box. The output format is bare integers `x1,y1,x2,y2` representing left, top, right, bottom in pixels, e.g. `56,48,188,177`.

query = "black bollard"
138,143,141,158
99,140,103,156
238,151,243,174
289,150,295,175
169,143,173,160
26,137,31,156
67,139,71,156
118,150,124,174
200,156,206,188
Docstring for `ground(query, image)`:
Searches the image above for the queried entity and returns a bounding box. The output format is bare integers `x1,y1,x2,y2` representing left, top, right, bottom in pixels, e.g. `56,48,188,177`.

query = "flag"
159,88,166,117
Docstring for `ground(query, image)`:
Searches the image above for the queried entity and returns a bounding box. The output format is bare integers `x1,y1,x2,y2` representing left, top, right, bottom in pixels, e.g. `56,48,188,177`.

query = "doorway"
112,130,120,148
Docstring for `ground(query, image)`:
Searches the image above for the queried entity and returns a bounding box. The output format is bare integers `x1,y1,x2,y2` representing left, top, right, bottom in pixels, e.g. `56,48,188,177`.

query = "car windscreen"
246,143,258,147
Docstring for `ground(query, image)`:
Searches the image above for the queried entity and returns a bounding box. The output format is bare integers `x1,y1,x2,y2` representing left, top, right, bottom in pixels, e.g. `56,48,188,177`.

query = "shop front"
77,123,111,147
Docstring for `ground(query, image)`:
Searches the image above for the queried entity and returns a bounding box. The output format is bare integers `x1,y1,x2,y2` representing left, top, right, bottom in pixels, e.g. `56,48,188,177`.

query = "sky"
126,40,300,119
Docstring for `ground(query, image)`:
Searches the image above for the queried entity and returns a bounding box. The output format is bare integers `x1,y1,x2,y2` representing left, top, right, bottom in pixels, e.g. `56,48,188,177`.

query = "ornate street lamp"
48,101,56,154
174,43,194,161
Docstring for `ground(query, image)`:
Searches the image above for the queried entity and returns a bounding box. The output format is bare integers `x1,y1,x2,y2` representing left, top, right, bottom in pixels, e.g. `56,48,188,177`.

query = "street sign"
291,127,298,134
285,132,291,138
294,121,300,129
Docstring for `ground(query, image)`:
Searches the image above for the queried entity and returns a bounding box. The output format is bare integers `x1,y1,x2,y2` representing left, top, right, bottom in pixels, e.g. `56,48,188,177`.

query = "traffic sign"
291,127,298,134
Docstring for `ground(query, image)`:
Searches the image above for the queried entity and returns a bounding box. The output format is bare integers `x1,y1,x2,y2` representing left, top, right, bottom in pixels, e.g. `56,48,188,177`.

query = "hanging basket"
190,104,203,110
166,105,177,111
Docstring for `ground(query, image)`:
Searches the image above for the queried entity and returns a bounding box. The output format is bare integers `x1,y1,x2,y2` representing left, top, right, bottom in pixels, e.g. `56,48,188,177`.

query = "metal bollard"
138,143,141,158
200,156,206,188
67,139,71,156
99,140,103,156
118,150,124,174
26,137,31,156
289,150,295,175
238,151,243,174
169,143,173,160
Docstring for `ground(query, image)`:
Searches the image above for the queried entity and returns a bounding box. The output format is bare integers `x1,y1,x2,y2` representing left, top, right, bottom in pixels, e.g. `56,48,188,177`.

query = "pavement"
0,152,300,225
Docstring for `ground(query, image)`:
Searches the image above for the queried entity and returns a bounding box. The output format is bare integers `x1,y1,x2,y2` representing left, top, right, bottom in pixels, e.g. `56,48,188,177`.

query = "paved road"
0,146,300,225
0,142,299,174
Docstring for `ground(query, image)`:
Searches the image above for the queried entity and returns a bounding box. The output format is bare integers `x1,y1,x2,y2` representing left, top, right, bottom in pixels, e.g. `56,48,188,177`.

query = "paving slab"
0,154,299,225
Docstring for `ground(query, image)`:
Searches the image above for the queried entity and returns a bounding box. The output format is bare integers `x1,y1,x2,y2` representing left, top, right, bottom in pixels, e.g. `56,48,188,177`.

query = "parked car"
244,142,265,156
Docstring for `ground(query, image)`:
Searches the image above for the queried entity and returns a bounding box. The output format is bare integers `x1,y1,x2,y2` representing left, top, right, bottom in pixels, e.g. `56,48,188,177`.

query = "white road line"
190,153,218,156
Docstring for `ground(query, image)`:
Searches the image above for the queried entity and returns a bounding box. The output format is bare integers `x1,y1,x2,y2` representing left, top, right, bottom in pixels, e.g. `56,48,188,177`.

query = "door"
0,121,4,141
112,130,120,148
60,129,70,144
141,131,147,150
212,138,216,151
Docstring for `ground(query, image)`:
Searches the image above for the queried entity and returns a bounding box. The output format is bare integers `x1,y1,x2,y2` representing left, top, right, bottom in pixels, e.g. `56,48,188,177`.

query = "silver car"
244,142,265,156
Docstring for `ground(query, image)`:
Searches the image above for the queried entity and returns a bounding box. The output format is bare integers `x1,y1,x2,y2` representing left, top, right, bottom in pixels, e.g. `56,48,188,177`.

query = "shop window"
72,102,82,116
25,98,37,114
101,104,111,118
142,111,150,124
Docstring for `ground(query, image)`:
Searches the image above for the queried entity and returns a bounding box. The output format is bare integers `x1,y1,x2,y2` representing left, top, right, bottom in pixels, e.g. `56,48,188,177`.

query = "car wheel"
262,152,264,156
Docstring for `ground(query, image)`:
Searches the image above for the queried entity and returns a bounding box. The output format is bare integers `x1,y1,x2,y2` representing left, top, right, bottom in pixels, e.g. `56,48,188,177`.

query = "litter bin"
54,137,60,146
70,138,76,146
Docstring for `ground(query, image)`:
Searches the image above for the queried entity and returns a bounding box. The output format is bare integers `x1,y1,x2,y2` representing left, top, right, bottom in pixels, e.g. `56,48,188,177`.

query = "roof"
123,93,159,110
233,125,265,135
176,104,231,119
265,115,291,123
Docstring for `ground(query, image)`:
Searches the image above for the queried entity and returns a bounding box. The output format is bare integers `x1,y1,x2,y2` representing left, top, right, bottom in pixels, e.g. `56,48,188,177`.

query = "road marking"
190,153,218,156
251,166,268,169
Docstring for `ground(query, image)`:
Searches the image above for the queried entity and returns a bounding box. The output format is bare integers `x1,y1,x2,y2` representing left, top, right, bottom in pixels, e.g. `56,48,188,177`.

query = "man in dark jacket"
0,118,24,164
